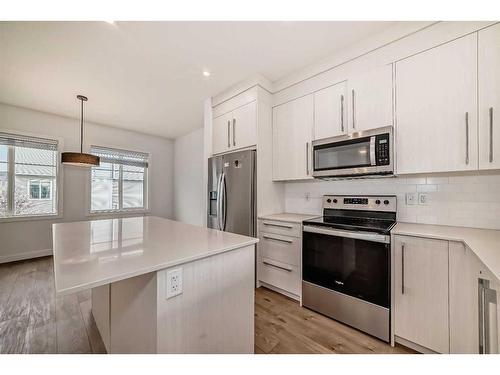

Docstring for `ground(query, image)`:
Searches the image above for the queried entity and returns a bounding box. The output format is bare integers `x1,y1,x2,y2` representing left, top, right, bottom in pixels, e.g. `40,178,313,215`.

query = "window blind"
90,146,149,168
0,132,58,151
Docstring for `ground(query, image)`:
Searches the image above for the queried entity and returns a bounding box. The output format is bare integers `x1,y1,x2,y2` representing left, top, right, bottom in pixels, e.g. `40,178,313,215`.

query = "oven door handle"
303,225,390,244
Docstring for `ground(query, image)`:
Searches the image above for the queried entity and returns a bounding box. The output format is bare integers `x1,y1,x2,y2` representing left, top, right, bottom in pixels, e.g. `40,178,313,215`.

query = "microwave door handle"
370,136,376,166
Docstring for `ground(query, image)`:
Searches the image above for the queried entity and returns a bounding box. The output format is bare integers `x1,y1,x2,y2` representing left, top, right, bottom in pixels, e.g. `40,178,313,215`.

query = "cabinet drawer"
258,219,301,237
259,233,300,266
258,257,301,297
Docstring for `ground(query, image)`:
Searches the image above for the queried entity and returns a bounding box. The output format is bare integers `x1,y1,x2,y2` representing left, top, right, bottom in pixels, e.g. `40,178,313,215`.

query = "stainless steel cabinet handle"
401,242,405,295
262,261,292,272
489,107,494,163
351,89,356,130
340,94,345,132
227,120,231,148
465,112,469,165
232,118,236,146
262,235,293,244
306,142,310,175
478,278,498,354
262,222,293,229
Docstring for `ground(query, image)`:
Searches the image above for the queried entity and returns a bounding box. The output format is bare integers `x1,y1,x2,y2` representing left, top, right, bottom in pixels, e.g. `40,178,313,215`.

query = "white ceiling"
0,21,396,139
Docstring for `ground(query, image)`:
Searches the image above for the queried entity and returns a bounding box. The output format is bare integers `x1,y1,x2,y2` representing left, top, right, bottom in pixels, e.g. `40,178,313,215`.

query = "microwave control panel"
375,134,390,165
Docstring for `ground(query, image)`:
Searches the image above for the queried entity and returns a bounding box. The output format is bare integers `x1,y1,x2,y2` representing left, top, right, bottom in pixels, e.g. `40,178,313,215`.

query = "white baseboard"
0,248,52,264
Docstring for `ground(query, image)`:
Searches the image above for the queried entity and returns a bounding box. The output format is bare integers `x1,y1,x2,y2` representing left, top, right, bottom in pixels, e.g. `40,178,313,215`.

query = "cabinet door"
347,64,393,133
395,34,478,174
212,112,232,155
272,95,314,181
479,24,500,170
394,235,449,353
232,101,257,150
313,81,347,140
450,241,499,354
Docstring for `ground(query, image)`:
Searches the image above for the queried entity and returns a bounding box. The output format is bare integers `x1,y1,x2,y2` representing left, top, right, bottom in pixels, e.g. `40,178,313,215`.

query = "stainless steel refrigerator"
207,149,256,237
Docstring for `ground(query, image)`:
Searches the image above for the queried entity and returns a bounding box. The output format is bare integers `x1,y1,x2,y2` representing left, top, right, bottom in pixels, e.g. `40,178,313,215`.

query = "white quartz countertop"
258,213,319,224
393,222,500,281
52,216,258,296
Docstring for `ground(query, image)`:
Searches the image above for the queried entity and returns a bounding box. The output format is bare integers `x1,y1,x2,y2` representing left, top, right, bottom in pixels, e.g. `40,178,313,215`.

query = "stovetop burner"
302,195,397,234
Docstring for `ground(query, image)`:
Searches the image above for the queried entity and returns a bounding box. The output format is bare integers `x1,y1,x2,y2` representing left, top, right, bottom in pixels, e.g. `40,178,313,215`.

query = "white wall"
0,102,174,262
174,128,204,226
285,173,500,230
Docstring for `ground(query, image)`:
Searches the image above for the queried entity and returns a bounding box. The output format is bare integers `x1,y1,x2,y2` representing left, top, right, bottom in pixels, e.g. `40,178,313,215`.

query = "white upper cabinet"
212,100,257,155
394,235,450,353
347,64,393,133
395,34,478,174
479,24,500,170
313,81,347,140
212,112,233,155
272,95,314,181
231,101,257,151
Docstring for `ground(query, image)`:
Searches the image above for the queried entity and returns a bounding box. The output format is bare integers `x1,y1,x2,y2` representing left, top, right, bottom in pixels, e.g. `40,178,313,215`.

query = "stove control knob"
375,199,381,205
333,199,338,204
326,198,332,203
384,200,390,205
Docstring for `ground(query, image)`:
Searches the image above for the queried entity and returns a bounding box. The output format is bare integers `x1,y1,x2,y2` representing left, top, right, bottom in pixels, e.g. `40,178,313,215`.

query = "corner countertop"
258,213,319,224
392,222,500,281
52,216,258,296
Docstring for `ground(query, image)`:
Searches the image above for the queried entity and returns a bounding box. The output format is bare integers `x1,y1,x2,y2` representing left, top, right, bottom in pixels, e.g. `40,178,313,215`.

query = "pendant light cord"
80,97,84,154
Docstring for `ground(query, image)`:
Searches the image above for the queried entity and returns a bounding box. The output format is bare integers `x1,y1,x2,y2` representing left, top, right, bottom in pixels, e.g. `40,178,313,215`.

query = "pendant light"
61,95,100,167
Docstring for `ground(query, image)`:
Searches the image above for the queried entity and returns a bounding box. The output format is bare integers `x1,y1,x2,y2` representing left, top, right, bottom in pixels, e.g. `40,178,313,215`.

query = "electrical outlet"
166,268,183,299
305,192,311,201
418,193,428,205
405,193,416,205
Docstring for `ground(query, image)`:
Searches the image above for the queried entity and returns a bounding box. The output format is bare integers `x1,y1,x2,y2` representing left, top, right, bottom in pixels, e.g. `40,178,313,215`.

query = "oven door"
302,225,390,308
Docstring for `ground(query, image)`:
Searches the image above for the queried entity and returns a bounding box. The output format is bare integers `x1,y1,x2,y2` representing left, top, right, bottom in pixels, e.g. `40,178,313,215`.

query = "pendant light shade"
61,95,100,167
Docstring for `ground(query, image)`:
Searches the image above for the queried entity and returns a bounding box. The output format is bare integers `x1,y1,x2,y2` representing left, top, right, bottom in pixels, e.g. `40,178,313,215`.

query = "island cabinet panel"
91,285,111,352
478,23,500,170
449,241,500,354
156,245,255,353
313,81,347,140
109,272,158,354
395,33,478,174
394,235,450,353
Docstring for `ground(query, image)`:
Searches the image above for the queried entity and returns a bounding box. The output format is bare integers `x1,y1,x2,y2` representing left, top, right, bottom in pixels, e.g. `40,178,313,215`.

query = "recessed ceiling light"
202,71,211,77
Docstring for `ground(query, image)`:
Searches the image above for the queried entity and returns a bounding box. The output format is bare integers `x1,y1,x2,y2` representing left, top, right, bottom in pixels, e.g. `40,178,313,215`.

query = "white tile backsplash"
284,173,500,230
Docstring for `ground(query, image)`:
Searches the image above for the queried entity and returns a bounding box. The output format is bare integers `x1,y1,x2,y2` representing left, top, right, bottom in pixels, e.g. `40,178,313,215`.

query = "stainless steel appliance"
207,150,256,237
312,126,393,179
302,195,396,342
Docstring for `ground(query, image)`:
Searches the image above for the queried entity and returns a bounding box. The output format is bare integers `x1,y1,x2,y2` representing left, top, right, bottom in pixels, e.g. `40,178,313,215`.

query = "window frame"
86,145,151,217
27,179,53,200
0,128,63,223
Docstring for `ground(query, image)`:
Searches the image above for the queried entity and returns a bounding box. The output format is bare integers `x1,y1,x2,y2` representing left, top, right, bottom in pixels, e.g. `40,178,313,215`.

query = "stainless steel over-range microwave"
312,126,394,178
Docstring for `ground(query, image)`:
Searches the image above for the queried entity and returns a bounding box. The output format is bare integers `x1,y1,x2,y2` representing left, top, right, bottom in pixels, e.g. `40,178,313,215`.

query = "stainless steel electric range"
302,195,396,342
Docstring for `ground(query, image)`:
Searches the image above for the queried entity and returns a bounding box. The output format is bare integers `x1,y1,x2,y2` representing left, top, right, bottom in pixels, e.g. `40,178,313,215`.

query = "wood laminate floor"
0,256,414,354
254,287,415,354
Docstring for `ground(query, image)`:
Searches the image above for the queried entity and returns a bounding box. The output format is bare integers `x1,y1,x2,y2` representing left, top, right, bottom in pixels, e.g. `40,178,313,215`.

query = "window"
0,132,59,218
28,180,52,200
90,146,148,213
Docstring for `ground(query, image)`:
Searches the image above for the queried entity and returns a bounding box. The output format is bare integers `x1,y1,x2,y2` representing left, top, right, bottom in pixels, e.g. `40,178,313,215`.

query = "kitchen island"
52,216,258,354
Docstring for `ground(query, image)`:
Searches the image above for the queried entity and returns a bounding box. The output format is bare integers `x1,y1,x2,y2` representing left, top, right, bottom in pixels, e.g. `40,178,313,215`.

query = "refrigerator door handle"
221,172,227,231
216,172,222,230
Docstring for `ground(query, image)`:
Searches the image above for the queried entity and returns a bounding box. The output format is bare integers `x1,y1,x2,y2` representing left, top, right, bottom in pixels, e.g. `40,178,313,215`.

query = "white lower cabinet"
394,235,500,354
449,241,500,353
257,219,302,299
394,235,450,353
